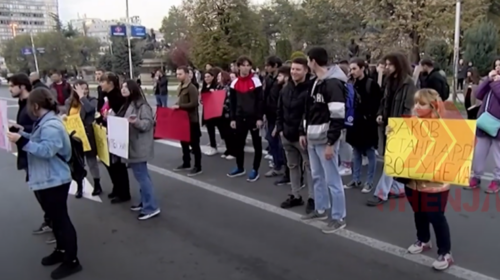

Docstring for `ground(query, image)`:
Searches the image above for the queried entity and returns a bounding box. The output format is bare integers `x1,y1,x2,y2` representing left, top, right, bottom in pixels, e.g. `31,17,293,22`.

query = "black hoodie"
96,87,125,126
15,98,35,170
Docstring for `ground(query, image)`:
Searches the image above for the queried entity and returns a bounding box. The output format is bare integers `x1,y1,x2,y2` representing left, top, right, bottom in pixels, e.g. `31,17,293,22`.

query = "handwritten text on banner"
384,117,476,186
107,116,129,159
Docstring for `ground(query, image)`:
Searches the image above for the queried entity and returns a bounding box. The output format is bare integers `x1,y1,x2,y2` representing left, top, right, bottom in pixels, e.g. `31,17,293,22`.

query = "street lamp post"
30,32,39,73
125,0,134,79
452,0,461,102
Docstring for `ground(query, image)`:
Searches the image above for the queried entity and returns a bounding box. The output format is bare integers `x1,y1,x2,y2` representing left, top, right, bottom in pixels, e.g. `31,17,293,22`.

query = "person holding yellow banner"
398,88,453,271
61,80,102,198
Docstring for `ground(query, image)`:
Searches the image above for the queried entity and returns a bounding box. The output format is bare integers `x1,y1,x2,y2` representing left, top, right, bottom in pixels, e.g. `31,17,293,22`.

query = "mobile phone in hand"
9,126,19,133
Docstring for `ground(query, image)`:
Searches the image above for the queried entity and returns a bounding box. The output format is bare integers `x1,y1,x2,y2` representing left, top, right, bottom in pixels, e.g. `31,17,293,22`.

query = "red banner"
201,90,226,120
154,107,191,142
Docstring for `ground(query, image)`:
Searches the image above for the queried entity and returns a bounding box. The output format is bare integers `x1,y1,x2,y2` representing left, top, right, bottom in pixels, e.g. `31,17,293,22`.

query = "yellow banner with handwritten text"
92,123,110,166
384,118,476,186
63,115,90,152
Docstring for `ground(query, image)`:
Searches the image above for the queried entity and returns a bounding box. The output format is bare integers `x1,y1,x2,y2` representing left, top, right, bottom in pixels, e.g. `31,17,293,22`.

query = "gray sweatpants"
85,154,101,179
281,136,313,198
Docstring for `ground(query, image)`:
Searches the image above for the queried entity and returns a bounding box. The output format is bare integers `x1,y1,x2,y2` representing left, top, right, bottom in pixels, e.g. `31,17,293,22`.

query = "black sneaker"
173,164,191,171
92,179,102,196
344,181,361,189
187,167,203,177
366,196,387,206
33,222,52,235
274,177,290,186
280,195,304,208
305,198,315,214
130,204,142,211
107,193,117,199
50,259,82,280
138,209,161,220
41,250,64,266
75,189,83,199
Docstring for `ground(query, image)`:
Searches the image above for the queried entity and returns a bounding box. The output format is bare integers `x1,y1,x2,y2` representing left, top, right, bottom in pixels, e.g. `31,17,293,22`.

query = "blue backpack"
344,83,357,127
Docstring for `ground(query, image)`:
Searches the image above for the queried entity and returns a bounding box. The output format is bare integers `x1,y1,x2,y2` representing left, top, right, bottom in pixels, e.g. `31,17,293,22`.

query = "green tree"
1,34,32,73
110,37,143,77
188,0,267,68
97,53,114,71
463,20,499,76
275,39,292,61
424,38,451,72
160,6,190,44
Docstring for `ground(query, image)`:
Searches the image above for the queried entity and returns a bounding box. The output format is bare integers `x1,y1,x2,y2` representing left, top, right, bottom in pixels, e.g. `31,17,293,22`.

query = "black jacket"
201,81,218,125
420,68,447,100
15,98,35,170
346,76,383,149
155,76,168,95
263,74,280,122
378,75,416,121
229,74,264,121
276,78,310,142
32,79,48,89
301,66,347,145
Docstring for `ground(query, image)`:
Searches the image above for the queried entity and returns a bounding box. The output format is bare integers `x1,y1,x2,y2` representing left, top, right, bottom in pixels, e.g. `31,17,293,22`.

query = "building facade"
69,15,143,46
0,0,58,42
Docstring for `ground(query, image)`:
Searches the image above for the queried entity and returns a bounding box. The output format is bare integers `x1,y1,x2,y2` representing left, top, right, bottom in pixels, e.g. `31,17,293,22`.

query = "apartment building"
0,0,58,42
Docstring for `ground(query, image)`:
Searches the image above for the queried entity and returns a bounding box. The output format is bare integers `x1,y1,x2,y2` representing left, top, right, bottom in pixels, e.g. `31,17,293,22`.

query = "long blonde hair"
413,88,445,118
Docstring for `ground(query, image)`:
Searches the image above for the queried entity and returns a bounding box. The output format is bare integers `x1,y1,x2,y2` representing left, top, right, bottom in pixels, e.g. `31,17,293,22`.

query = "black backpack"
57,131,87,181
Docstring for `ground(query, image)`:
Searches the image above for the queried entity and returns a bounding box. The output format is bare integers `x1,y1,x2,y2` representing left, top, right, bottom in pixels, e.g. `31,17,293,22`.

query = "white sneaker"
362,156,368,166
225,155,235,160
264,154,273,160
204,147,217,156
338,167,352,176
432,253,453,270
407,240,432,254
221,154,227,158
138,209,161,220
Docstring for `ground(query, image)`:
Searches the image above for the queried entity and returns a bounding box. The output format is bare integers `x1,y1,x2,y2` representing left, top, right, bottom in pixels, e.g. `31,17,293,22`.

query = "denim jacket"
18,111,72,191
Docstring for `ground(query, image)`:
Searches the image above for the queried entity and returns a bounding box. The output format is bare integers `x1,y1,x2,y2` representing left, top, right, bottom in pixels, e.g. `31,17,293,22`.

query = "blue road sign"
21,47,32,55
110,25,127,37
131,25,146,38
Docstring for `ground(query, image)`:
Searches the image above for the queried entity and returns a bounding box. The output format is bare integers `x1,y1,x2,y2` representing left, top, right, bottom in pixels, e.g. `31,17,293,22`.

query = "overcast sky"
59,0,183,29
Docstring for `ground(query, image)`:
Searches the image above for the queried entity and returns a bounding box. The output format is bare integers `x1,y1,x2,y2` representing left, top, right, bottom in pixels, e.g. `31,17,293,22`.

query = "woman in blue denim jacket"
117,80,160,221
6,87,82,279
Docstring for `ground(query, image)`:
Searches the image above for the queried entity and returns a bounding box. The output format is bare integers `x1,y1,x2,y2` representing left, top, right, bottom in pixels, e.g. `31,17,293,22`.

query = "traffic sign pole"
125,0,134,80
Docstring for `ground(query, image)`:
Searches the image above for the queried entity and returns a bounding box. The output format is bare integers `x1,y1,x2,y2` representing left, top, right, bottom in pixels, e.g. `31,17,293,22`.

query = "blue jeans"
352,147,377,184
129,162,159,214
373,171,405,200
266,120,284,170
155,95,168,107
308,141,346,220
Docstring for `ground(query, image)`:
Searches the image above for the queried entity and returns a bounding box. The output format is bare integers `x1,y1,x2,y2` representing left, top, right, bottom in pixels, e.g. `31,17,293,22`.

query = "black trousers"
234,119,262,171
35,183,78,261
457,78,464,91
181,122,202,168
405,187,451,255
105,162,131,199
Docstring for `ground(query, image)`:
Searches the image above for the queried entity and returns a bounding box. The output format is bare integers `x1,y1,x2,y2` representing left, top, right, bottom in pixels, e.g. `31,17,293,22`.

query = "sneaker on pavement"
33,222,52,235
247,170,260,182
45,236,56,244
50,259,83,280
187,167,203,177
173,164,191,171
432,253,454,270
204,147,218,156
41,249,64,266
366,196,387,206
280,195,304,209
305,198,315,214
138,209,161,221
485,181,500,194
361,183,373,193
344,181,361,189
265,168,284,177
227,167,246,178
225,155,235,160
321,219,346,234
274,177,290,186
130,204,142,212
338,167,352,176
264,154,273,160
407,240,432,254
301,211,328,220
469,177,481,190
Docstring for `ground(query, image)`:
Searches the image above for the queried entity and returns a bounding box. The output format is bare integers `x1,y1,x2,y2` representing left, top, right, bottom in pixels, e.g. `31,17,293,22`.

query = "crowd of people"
5,45,500,279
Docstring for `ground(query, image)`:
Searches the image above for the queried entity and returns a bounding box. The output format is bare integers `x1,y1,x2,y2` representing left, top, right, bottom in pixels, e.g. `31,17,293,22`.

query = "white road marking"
11,152,101,202
146,163,497,280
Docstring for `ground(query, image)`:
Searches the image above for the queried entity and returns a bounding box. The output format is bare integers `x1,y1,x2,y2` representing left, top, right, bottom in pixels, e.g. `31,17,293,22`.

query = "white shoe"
407,240,432,254
362,156,368,166
204,147,217,156
432,253,453,270
264,154,273,160
338,167,352,176
225,155,235,160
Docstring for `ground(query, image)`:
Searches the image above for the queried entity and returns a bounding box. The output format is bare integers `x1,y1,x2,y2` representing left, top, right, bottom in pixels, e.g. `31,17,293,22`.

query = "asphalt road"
0,87,499,280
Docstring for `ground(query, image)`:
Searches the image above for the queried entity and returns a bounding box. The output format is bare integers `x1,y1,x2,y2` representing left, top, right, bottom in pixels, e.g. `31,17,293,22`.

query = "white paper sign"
0,100,11,152
107,116,129,159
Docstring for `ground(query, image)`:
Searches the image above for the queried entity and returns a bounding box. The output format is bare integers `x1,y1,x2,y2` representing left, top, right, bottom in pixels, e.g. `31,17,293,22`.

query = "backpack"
441,79,450,101
57,131,87,181
344,82,362,127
